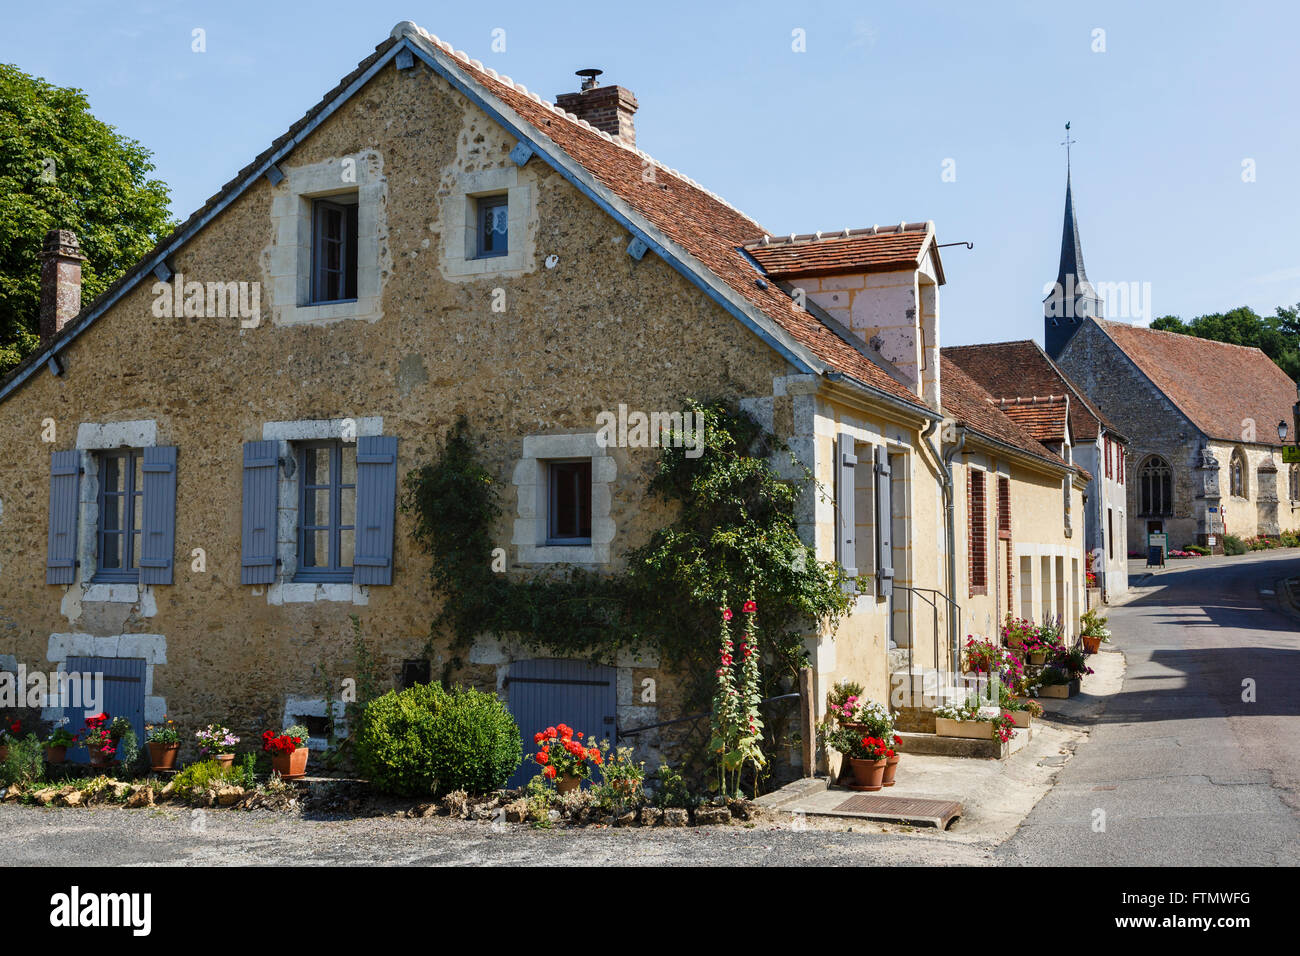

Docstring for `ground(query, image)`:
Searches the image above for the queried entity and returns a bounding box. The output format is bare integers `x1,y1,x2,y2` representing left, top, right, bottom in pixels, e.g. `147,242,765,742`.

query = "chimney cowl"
39,227,86,345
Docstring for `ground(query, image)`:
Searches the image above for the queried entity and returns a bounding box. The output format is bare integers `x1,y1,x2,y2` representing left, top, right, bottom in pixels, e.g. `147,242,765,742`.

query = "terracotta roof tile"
942,340,1122,441
743,228,932,280
939,356,1073,471
994,395,1069,443
1097,320,1297,444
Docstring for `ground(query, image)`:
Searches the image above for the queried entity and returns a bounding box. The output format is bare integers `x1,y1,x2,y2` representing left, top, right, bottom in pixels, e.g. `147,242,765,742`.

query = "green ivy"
402,401,852,703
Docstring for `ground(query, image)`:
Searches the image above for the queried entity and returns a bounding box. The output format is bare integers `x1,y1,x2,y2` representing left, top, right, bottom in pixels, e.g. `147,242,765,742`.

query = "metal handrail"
893,585,962,690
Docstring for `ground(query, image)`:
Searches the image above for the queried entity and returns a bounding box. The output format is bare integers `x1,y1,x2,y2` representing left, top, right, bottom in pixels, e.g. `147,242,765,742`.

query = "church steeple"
1044,129,1103,359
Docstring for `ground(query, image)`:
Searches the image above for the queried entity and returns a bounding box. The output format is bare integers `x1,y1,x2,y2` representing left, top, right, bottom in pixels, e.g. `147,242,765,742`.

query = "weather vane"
1061,121,1077,173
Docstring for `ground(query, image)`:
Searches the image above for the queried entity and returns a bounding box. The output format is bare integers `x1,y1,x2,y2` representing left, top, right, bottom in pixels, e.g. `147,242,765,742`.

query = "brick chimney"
39,228,85,344
555,69,638,147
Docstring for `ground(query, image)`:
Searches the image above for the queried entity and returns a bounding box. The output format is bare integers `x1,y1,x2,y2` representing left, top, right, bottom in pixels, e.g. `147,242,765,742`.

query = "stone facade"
1056,320,1300,550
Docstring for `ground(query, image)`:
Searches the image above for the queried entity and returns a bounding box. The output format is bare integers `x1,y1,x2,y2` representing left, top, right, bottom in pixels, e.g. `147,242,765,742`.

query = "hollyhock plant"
709,594,765,797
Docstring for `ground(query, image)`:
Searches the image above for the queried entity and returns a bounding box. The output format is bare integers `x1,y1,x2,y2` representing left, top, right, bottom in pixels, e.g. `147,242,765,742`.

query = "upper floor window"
297,441,357,581
95,448,144,582
1229,449,1248,498
1139,455,1173,516
310,195,358,303
475,195,509,259
547,459,592,544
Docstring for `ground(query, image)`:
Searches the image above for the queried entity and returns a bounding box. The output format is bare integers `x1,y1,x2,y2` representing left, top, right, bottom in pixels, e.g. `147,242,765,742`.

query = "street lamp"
1280,420,1289,443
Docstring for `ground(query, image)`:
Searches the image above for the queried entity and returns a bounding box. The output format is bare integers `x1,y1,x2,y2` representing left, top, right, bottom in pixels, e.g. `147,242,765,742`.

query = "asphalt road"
998,550,1300,866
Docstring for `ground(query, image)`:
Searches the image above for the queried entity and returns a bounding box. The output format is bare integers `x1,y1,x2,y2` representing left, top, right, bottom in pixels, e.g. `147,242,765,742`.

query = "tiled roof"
1097,320,1298,444
942,340,1123,441
3,25,933,417
742,225,939,281
939,356,1075,473
994,395,1069,444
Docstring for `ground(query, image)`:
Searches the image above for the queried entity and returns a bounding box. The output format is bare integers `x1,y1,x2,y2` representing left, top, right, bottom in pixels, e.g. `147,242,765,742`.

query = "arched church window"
1229,449,1247,498
1139,456,1173,516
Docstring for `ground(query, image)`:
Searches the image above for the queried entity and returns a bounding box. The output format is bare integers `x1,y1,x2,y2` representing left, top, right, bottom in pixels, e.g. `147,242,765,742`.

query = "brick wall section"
38,229,85,345
554,85,638,146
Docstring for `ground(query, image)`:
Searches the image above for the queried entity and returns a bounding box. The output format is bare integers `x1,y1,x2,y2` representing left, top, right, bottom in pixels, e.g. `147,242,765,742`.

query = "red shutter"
968,470,987,594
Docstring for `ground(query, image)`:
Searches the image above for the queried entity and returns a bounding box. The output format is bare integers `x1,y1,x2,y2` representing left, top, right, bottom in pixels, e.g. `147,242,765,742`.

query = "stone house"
1054,319,1300,552
944,339,1130,602
0,21,1087,777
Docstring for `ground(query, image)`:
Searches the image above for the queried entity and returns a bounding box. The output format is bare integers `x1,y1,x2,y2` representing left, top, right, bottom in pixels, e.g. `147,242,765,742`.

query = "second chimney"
39,228,85,344
555,69,638,147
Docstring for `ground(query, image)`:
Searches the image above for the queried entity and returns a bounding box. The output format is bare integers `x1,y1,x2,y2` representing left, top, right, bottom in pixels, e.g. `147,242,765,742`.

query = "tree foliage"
0,64,173,372
1150,303,1300,381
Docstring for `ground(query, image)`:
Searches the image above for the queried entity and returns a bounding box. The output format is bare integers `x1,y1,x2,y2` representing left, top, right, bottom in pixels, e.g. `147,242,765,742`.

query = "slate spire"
1044,141,1103,359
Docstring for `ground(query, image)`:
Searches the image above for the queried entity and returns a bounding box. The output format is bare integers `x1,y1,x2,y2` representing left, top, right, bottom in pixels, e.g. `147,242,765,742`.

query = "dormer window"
475,195,509,258
310,195,358,303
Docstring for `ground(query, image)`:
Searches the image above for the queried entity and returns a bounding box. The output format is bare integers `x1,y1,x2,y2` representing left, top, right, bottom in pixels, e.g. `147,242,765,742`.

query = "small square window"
95,448,144,582
475,195,509,258
296,440,357,581
310,196,358,303
547,460,592,544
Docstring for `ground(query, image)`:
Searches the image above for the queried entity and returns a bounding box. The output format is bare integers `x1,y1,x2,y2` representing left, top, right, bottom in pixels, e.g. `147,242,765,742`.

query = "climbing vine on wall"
402,401,852,704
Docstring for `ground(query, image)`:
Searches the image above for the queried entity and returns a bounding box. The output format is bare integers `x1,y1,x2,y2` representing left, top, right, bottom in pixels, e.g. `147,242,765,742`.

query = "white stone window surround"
44,632,167,723
440,165,536,279
282,695,348,752
266,151,390,327
261,416,383,605
62,420,159,615
512,433,615,565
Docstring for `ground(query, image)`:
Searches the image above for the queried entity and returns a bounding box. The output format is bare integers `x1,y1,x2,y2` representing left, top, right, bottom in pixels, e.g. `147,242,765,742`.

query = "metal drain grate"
831,794,963,829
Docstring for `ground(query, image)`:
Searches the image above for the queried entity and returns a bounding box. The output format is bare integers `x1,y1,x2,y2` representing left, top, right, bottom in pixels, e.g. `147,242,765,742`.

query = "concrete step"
896,724,1032,761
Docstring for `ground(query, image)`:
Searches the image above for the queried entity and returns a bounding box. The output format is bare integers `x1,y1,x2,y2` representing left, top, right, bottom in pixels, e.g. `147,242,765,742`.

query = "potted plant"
1080,609,1111,655
44,726,77,764
825,728,894,791
0,718,21,763
825,679,865,728
146,720,182,770
196,724,240,767
935,696,1017,742
81,713,116,768
1001,616,1038,651
532,724,602,793
262,725,310,779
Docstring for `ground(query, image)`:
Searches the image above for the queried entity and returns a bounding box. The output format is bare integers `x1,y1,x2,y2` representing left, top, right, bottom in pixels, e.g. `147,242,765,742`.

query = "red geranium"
531,725,605,785
261,729,305,754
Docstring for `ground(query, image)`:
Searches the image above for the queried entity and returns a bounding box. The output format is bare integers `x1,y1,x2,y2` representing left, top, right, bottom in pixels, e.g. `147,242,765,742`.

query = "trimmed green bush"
1222,534,1247,555
356,683,521,797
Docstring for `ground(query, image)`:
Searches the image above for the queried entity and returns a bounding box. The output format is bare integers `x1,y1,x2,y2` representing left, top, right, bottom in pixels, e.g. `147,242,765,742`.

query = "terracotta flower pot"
556,774,581,795
839,721,869,733
1028,651,1047,665
149,742,180,771
1081,635,1102,655
848,757,887,791
271,747,309,779
213,753,235,769
89,749,112,768
882,752,901,787
45,745,67,764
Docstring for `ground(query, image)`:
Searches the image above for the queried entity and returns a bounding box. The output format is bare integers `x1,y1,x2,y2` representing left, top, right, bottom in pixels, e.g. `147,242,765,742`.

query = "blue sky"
5,1,1298,346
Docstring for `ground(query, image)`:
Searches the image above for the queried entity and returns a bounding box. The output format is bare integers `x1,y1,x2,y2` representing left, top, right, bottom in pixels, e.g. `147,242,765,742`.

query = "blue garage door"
60,657,146,764
504,658,617,789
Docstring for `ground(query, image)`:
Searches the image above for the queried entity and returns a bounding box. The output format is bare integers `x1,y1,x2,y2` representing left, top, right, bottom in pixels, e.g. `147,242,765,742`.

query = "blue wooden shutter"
241,441,279,585
139,445,178,585
835,433,857,579
354,435,398,586
61,657,146,763
875,445,894,598
46,450,81,585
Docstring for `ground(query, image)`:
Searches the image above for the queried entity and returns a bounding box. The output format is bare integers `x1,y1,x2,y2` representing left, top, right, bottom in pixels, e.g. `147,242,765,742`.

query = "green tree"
1150,304,1300,381
0,64,173,373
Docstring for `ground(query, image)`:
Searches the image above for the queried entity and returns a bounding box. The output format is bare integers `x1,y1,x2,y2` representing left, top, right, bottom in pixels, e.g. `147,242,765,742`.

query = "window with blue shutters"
46,450,81,585
295,440,357,582
95,448,144,582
